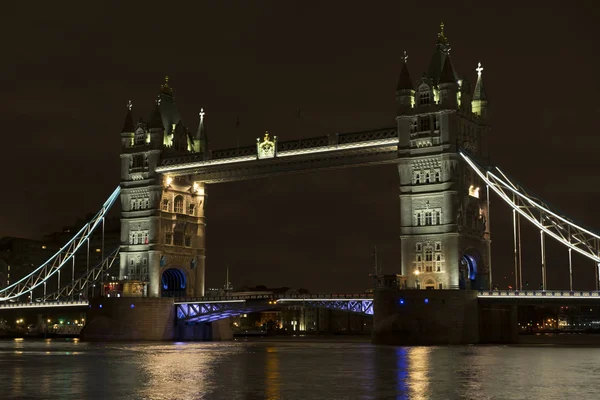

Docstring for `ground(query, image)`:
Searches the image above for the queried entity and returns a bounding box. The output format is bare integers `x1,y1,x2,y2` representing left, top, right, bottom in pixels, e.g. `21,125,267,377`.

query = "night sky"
3,2,599,292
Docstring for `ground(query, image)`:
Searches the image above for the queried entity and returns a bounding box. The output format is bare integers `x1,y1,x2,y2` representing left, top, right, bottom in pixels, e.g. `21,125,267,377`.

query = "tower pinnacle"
160,76,173,95
437,21,449,46
122,100,135,133
476,62,483,77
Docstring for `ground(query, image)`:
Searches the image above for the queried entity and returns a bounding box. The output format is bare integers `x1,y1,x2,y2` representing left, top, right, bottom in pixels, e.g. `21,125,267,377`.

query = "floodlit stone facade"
396,23,490,290
119,80,207,297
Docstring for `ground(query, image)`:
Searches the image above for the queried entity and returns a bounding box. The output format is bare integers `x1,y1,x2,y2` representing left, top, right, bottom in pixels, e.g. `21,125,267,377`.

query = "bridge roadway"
3,290,600,312
155,128,400,182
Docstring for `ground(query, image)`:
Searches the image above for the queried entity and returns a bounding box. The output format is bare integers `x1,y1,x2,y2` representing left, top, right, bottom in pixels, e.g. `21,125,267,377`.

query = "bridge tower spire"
472,62,488,118
396,23,491,291
396,50,415,112
118,77,207,298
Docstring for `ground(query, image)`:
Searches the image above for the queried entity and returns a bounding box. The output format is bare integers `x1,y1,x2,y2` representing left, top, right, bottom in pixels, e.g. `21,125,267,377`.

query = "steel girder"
0,187,121,302
461,152,600,263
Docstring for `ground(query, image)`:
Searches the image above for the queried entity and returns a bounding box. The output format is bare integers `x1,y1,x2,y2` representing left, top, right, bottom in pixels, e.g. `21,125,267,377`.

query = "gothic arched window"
435,171,441,182
436,211,441,225
174,196,184,214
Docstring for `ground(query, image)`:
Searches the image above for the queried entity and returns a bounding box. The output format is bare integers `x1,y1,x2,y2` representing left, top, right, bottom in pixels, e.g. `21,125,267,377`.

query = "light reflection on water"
1,339,600,399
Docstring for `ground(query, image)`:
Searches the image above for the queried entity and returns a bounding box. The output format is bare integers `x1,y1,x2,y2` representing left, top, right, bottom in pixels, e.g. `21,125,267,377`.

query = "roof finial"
437,21,449,45
476,62,483,77
127,100,132,111
402,50,408,64
160,76,173,95
199,108,205,120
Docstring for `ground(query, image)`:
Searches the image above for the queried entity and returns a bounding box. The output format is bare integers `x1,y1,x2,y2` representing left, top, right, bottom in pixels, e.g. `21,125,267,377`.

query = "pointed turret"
438,56,458,108
472,62,488,118
122,100,135,133
120,100,135,148
396,51,415,110
427,22,457,85
194,108,210,158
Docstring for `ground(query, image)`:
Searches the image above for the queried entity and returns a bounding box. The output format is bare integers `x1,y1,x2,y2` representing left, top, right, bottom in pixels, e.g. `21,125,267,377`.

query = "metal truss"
175,296,375,323
277,299,374,315
0,187,121,302
175,301,256,323
37,247,120,302
461,151,600,263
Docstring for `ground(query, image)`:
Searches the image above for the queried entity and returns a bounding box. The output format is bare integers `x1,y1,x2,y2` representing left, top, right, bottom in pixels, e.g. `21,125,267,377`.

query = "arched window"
435,171,441,182
425,173,430,183
144,199,149,209
415,172,421,184
436,211,441,225
425,249,433,261
174,196,184,214
419,91,430,105
417,214,421,226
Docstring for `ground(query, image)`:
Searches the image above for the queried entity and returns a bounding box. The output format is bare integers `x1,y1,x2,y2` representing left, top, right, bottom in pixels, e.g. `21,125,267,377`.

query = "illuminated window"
161,199,170,212
419,91,430,105
468,185,480,198
41,245,47,249
95,248,101,253
135,133,145,145
419,117,430,132
174,196,184,214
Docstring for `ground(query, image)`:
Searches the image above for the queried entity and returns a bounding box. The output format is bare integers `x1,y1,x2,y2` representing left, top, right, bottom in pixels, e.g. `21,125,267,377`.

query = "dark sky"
3,1,599,292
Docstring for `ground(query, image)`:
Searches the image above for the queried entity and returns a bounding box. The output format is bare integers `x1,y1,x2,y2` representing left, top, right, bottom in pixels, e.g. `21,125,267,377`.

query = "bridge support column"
148,250,161,298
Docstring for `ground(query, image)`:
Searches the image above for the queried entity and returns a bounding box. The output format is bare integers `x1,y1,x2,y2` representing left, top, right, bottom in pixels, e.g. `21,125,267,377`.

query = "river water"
1,338,600,399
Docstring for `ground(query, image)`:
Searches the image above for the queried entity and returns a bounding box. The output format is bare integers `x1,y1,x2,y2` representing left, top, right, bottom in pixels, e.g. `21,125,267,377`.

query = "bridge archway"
161,268,187,297
459,249,484,290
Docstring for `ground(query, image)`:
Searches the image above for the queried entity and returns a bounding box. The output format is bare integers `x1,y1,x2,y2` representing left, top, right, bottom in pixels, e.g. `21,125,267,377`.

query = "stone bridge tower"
119,78,207,298
396,24,491,290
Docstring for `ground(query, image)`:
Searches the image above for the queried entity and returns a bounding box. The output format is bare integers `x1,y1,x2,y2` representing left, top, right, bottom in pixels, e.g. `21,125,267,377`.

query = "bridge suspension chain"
461,151,600,264
0,187,121,302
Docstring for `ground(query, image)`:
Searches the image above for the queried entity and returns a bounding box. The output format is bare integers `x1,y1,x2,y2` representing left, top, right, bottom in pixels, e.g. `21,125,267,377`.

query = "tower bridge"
1,24,598,344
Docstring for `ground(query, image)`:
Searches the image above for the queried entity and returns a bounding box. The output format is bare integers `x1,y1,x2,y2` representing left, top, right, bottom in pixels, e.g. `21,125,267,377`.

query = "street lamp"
414,270,420,289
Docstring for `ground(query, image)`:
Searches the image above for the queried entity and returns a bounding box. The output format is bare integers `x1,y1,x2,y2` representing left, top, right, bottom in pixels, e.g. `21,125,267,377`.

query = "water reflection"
265,346,280,400
2,340,600,399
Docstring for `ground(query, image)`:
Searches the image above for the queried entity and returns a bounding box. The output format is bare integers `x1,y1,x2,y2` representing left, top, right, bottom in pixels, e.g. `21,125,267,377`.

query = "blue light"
99,304,103,308
424,298,429,304
130,304,135,309
399,299,405,305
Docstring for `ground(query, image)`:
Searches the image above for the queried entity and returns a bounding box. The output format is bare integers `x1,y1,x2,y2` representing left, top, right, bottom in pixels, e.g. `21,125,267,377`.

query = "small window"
174,232,184,246
425,173,430,184
434,115,440,130
165,233,173,245
416,214,421,226
144,199,149,209
419,117,430,132
425,249,433,261
435,170,441,182
435,242,441,251
419,91,430,105
185,236,191,247
414,172,421,184
438,283,443,289
436,211,441,225
425,212,432,226
417,255,422,262
410,120,417,133
416,243,422,252
188,203,195,215
161,199,170,212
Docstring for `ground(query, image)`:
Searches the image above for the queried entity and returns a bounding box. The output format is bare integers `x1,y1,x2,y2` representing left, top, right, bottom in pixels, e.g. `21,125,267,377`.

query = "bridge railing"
478,290,600,298
175,293,374,303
